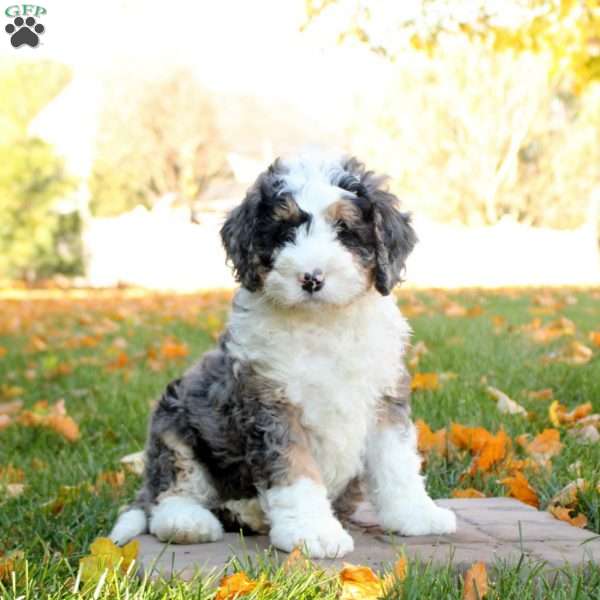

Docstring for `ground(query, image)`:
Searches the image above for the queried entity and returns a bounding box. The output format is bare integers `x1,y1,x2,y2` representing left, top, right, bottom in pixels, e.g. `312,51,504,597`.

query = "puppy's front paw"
270,516,354,558
150,497,224,544
380,501,457,536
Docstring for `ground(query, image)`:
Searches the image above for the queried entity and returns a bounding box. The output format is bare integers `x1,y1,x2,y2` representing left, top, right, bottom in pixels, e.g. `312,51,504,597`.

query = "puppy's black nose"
300,269,325,293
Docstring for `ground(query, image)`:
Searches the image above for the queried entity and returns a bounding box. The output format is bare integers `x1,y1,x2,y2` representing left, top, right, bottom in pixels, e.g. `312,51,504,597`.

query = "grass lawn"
1,287,600,598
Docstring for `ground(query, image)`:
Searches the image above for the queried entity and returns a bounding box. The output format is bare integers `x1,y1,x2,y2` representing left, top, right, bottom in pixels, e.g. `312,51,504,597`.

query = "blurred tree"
303,0,600,228
0,60,80,281
90,69,229,217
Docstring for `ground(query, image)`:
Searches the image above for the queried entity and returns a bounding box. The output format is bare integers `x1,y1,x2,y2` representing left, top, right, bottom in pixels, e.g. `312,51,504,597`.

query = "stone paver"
137,499,600,579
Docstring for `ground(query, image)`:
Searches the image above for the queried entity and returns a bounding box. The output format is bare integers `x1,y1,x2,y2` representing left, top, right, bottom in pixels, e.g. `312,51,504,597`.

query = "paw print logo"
5,16,45,48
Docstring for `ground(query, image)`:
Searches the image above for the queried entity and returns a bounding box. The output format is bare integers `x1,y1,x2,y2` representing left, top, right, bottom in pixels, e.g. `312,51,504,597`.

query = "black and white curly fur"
110,150,456,557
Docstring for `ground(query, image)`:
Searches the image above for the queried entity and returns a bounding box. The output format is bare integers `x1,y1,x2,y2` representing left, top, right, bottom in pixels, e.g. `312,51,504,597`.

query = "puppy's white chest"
228,290,410,498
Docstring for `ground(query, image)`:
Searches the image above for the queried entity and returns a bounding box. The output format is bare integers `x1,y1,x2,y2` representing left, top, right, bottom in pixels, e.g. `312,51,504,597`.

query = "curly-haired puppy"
110,151,456,558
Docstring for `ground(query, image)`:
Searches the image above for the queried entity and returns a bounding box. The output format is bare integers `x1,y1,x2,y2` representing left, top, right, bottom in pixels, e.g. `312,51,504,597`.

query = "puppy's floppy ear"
370,190,417,295
220,177,264,291
340,157,417,295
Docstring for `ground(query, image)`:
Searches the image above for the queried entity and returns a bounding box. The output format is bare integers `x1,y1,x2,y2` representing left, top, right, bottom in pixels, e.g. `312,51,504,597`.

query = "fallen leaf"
381,555,408,593
527,388,553,401
463,562,488,600
470,430,509,474
79,537,139,582
548,505,588,528
407,340,428,370
568,425,600,443
0,346,6,358
549,402,593,427
550,479,587,507
411,373,440,391
0,551,24,582
450,424,492,454
120,450,145,475
4,483,26,498
18,399,80,442
500,471,539,508
529,317,575,343
340,564,382,600
486,386,527,416
160,338,189,360
416,420,447,456
0,415,12,430
518,429,562,465
452,488,486,499
96,470,126,489
0,385,24,400
588,331,600,347
0,400,23,415
216,572,259,600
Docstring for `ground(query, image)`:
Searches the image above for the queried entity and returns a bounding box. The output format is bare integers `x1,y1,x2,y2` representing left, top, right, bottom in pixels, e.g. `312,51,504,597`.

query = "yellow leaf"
500,472,539,508
463,562,488,600
549,401,563,427
79,537,139,582
548,505,588,528
216,572,258,600
339,564,382,600
452,488,486,499
411,373,440,391
0,551,24,582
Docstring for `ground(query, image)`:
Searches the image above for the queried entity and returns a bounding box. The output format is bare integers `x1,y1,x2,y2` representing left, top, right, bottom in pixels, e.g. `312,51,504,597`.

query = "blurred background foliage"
305,0,600,227
90,69,230,217
0,60,81,281
0,0,599,281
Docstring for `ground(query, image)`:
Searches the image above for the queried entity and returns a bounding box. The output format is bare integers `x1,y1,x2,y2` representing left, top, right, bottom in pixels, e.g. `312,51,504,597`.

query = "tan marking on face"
272,196,301,221
325,197,363,226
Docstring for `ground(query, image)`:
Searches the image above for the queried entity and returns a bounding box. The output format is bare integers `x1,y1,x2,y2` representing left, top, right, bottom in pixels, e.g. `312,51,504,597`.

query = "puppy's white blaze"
265,220,365,307
150,496,224,544
109,508,147,545
262,477,354,558
366,425,457,536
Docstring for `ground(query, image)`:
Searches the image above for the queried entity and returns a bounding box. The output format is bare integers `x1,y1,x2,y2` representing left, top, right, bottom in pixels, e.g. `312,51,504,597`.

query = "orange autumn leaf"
443,302,467,317
160,339,189,360
44,414,80,442
549,401,592,426
589,331,600,347
527,388,554,401
519,429,562,465
216,572,259,600
452,488,486,499
416,420,446,455
381,555,408,593
463,562,488,600
411,373,440,391
470,430,509,474
107,351,130,370
548,505,588,528
0,346,6,358
450,424,492,453
18,399,80,442
339,564,382,600
500,471,539,508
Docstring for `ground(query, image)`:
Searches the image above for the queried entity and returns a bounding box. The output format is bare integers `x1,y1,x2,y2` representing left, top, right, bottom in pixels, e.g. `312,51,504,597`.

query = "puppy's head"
221,152,416,306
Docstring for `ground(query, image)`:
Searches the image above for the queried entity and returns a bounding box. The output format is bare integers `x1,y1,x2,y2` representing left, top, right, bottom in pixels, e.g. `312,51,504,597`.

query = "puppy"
110,151,456,558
